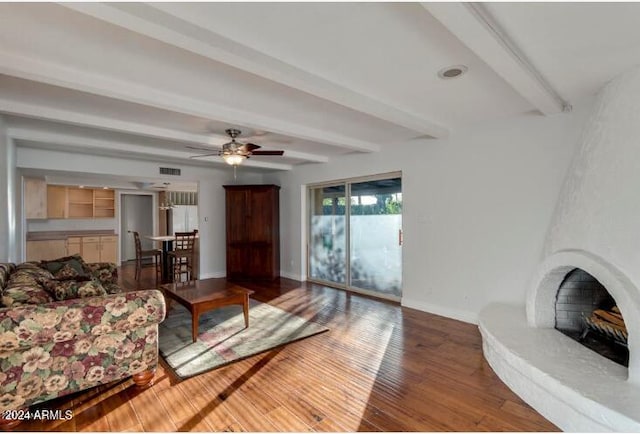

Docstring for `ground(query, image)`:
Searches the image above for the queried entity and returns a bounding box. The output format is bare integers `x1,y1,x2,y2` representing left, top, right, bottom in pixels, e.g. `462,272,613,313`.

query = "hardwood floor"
18,263,558,431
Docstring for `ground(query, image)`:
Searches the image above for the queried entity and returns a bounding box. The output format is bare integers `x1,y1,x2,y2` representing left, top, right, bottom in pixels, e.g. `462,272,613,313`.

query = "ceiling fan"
189,128,284,166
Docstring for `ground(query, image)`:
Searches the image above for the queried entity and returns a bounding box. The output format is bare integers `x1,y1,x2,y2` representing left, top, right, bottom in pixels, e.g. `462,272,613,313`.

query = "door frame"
117,191,158,264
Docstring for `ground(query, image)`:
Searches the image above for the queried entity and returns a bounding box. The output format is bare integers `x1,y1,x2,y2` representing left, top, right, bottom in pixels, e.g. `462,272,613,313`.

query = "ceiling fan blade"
190,152,222,158
251,150,285,156
186,145,217,151
243,143,261,152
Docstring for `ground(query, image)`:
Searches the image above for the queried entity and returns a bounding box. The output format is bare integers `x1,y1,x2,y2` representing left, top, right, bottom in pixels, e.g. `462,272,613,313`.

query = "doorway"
308,172,402,301
120,194,154,262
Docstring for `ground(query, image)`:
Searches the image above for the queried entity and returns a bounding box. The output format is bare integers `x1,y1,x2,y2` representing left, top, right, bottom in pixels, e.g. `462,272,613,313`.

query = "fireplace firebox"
555,268,628,367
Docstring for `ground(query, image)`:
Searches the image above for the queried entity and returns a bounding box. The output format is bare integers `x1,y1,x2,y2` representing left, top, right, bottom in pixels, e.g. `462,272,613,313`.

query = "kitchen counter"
26,230,118,241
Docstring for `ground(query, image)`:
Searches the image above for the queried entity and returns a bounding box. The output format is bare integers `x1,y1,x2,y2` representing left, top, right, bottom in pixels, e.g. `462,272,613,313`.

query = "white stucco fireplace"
479,66,640,431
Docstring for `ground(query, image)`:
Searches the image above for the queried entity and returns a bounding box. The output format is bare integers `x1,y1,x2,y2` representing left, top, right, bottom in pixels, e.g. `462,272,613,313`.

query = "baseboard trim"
280,271,302,281
199,271,302,281
199,271,226,279
401,298,478,325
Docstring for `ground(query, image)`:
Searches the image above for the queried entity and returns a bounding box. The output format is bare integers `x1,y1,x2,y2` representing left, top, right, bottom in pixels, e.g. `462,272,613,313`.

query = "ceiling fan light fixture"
223,154,246,166
191,128,284,166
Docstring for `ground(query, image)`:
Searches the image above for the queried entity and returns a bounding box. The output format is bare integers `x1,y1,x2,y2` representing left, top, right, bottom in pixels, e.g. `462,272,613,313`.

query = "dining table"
145,233,199,283
145,235,178,283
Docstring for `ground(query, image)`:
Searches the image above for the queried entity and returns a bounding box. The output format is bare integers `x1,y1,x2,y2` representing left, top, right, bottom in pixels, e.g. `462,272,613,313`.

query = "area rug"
158,299,328,379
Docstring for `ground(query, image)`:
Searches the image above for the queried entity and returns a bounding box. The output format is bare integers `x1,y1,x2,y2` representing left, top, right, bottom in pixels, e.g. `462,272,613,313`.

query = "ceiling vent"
438,65,468,79
159,167,181,176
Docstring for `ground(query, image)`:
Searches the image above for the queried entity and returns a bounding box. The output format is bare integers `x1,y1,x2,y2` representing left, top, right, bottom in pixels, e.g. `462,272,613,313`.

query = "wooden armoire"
224,184,280,280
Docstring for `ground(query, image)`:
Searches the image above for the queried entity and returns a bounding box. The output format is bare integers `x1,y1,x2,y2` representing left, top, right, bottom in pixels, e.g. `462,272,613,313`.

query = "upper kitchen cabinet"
47,185,67,218
46,186,116,219
67,187,94,218
24,178,47,219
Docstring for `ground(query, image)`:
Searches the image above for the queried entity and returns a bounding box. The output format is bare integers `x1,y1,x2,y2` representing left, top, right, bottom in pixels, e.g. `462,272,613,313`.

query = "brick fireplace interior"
555,268,629,367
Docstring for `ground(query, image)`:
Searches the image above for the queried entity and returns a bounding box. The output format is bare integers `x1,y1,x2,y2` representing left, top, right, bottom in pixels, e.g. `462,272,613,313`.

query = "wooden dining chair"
167,231,197,283
129,231,162,283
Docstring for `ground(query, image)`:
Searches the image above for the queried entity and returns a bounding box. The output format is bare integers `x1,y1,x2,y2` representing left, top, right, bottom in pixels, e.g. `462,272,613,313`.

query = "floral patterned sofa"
0,256,166,428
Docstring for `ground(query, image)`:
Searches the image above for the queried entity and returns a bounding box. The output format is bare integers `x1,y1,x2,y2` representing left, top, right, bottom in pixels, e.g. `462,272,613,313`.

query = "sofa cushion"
0,263,16,293
44,278,108,301
0,264,56,307
40,254,87,277
2,270,53,307
83,262,118,285
1,286,53,307
13,263,54,284
53,263,89,281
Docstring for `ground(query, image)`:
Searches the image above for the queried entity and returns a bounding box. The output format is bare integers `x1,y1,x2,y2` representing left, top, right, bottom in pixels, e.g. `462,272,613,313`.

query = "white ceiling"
2,2,640,178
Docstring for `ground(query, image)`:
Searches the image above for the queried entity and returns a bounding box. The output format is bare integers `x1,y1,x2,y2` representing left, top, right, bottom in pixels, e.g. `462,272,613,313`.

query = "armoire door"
224,185,280,281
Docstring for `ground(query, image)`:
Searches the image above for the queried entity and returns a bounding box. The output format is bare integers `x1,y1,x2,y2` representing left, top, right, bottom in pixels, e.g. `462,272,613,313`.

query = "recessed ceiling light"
438,65,468,79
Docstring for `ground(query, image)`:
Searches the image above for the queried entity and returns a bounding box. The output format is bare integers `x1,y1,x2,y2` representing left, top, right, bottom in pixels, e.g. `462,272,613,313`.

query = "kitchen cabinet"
67,188,94,219
224,184,280,281
99,236,117,263
94,189,115,218
24,178,47,219
46,186,116,219
47,185,67,218
26,240,67,261
81,237,101,263
25,233,118,263
81,236,116,262
67,237,82,256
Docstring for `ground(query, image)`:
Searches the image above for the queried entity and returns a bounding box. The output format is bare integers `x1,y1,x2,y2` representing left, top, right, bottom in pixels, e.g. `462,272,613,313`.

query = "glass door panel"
349,177,402,297
309,184,347,285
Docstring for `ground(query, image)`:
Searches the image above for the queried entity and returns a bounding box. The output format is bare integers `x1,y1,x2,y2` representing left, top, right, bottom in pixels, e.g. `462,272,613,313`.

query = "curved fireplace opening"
526,248,640,385
555,268,629,367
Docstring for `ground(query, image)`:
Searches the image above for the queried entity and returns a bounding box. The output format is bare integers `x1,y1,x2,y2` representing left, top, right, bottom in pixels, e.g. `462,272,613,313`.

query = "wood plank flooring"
18,263,558,431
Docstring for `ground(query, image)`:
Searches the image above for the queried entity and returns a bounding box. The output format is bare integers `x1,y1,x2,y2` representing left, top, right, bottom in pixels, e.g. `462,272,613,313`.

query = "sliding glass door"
308,184,347,285
308,173,402,300
349,177,402,297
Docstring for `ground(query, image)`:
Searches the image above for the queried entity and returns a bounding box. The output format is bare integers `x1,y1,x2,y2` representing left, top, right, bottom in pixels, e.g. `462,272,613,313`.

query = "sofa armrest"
0,290,165,352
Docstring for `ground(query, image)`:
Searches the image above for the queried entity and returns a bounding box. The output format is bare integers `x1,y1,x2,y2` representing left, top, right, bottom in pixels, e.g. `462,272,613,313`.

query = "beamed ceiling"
2,2,640,179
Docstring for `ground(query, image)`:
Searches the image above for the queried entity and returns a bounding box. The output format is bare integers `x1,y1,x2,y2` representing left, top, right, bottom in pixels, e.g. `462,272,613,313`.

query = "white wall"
27,218,118,232
15,147,249,277
266,105,591,323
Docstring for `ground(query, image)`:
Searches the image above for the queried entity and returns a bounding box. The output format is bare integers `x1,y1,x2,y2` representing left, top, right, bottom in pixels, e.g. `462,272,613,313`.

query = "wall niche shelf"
46,186,116,219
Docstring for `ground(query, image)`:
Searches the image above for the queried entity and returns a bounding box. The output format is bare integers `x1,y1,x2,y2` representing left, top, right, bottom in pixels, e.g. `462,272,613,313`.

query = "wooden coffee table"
160,279,254,343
